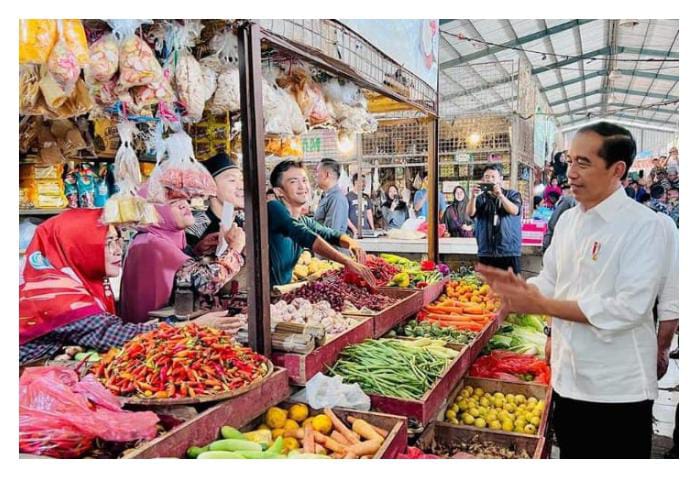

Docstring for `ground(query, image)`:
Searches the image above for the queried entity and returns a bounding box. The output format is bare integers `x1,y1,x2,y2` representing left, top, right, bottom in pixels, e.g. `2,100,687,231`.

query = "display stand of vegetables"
329,339,458,400
485,313,548,358
341,255,399,288
188,405,389,459
388,320,476,346
381,253,449,289
445,385,545,435
92,324,270,399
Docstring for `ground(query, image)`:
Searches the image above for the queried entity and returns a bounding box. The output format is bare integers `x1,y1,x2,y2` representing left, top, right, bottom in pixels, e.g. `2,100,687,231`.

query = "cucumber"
220,426,246,440
186,445,209,459
235,450,287,459
209,439,263,452
197,451,247,459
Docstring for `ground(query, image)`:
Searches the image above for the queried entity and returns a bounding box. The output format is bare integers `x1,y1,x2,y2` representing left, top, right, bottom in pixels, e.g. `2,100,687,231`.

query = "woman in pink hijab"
120,198,245,323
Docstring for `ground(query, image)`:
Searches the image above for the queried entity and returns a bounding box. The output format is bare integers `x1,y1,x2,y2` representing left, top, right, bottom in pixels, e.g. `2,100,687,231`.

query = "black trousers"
552,391,654,458
478,256,521,275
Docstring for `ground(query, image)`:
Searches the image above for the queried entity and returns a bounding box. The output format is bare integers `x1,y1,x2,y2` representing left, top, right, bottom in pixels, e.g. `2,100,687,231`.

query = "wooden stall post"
427,116,440,262
237,21,272,357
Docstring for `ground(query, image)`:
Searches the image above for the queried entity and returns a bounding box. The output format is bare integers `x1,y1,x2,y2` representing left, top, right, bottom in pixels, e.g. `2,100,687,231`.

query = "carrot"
331,430,349,445
351,419,384,443
347,416,389,438
344,452,357,459
423,312,486,322
324,408,360,444
314,443,326,455
303,427,315,454
313,432,348,453
346,439,382,457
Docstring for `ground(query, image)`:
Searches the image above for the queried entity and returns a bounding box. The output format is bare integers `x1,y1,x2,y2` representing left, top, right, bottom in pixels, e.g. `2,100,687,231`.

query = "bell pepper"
392,272,411,288
421,260,436,271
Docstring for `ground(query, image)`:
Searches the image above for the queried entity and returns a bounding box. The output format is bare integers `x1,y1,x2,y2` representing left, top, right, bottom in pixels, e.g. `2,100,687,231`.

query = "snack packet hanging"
207,29,240,113
147,130,217,202
166,20,206,121
277,64,330,126
19,19,57,64
108,20,163,90
46,36,81,95
113,121,142,189
59,20,89,67
85,33,119,83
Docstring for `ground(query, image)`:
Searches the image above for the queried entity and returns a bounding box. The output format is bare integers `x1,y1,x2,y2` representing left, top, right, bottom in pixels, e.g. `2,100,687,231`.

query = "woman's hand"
223,223,246,253
193,310,247,335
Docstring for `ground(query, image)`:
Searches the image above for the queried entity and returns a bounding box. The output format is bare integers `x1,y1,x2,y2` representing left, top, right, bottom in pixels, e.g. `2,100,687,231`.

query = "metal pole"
237,21,272,357
427,116,440,262
356,133,363,239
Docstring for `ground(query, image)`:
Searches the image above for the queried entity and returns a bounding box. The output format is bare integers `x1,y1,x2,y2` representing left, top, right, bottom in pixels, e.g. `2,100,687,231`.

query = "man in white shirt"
477,122,668,458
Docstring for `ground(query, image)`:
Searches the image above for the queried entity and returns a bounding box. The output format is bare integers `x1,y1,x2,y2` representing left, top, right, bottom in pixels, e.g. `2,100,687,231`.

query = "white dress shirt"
529,187,667,403
655,213,678,321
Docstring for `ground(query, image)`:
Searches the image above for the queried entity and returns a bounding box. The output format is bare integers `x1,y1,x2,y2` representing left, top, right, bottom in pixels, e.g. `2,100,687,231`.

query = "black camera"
479,183,495,192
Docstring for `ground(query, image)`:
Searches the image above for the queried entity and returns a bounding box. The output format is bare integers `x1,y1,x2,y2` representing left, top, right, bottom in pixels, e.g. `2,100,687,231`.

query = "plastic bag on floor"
19,367,159,458
291,373,370,411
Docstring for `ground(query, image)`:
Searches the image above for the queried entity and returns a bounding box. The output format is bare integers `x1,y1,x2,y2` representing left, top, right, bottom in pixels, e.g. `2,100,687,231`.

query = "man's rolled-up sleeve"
578,219,667,330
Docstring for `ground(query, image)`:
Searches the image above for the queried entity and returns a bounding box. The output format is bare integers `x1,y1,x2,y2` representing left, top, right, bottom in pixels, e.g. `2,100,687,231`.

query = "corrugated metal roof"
438,19,679,130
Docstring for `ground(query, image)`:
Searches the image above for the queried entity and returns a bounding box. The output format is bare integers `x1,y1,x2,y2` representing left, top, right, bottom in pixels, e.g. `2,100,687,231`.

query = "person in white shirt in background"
477,122,669,458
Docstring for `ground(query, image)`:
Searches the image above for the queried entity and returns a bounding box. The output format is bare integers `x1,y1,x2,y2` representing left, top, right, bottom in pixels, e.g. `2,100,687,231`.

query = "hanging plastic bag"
102,121,157,225
290,373,370,411
108,20,163,90
19,367,159,458
166,20,206,121
85,33,119,83
199,57,218,102
46,36,81,96
207,30,240,113
19,19,58,64
59,20,89,67
19,65,41,114
321,78,365,108
277,64,331,126
262,75,294,136
148,130,217,202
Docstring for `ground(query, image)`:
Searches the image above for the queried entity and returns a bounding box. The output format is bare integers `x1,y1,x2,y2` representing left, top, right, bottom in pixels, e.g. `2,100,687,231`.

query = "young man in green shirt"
267,160,376,288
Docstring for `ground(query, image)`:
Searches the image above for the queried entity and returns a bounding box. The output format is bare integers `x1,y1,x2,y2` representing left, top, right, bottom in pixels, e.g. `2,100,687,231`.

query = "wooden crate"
124,368,291,458
346,288,423,338
242,406,408,459
439,376,552,440
469,316,502,356
366,342,471,425
419,278,447,306
416,421,544,459
271,316,374,385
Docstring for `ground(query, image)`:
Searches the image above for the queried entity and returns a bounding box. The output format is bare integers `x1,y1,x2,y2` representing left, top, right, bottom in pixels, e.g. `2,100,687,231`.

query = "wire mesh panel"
258,19,438,114
439,61,515,118
361,119,430,162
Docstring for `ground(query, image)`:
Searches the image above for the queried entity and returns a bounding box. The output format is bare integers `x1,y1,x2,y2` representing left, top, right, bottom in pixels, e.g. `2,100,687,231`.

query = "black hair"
650,184,665,200
266,188,276,196
553,152,564,164
270,160,305,188
352,172,365,185
576,122,637,180
548,192,560,204
637,192,651,204
625,186,636,198
319,158,341,179
483,164,503,176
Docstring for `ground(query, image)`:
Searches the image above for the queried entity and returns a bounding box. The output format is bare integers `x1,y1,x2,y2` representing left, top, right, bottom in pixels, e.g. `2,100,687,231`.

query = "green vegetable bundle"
485,313,547,357
329,339,455,400
393,320,476,345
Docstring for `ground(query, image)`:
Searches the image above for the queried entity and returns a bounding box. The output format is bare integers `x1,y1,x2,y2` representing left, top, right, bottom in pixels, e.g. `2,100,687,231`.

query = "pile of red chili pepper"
342,255,399,287
92,324,270,399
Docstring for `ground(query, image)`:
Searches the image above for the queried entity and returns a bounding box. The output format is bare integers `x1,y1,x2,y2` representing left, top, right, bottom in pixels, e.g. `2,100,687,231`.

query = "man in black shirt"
346,173,374,237
551,151,568,185
186,153,245,256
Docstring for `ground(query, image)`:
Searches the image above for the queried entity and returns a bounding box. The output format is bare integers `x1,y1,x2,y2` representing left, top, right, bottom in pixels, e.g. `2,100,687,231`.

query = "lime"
502,420,514,432
463,413,475,425
474,418,486,428
489,420,502,431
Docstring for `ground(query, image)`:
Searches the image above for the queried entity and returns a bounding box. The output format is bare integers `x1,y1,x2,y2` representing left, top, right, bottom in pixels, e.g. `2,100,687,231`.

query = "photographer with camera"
466,164,523,274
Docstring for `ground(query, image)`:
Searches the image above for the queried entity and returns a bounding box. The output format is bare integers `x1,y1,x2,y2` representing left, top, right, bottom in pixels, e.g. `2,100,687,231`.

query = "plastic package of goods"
77,170,96,208
209,64,240,113
277,65,331,126
19,19,58,64
175,54,205,120
20,164,64,181
85,34,119,83
321,79,366,108
147,130,217,202
108,20,163,90
19,367,159,458
262,76,294,136
19,65,41,114
46,37,81,95
64,167,79,208
59,20,89,67
199,58,218,102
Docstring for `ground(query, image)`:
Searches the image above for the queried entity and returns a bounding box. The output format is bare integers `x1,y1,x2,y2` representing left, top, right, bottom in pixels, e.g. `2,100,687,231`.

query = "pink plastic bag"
19,367,159,458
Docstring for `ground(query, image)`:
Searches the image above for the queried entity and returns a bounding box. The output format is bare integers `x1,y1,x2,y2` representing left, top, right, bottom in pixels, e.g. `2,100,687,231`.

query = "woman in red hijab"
19,209,241,364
